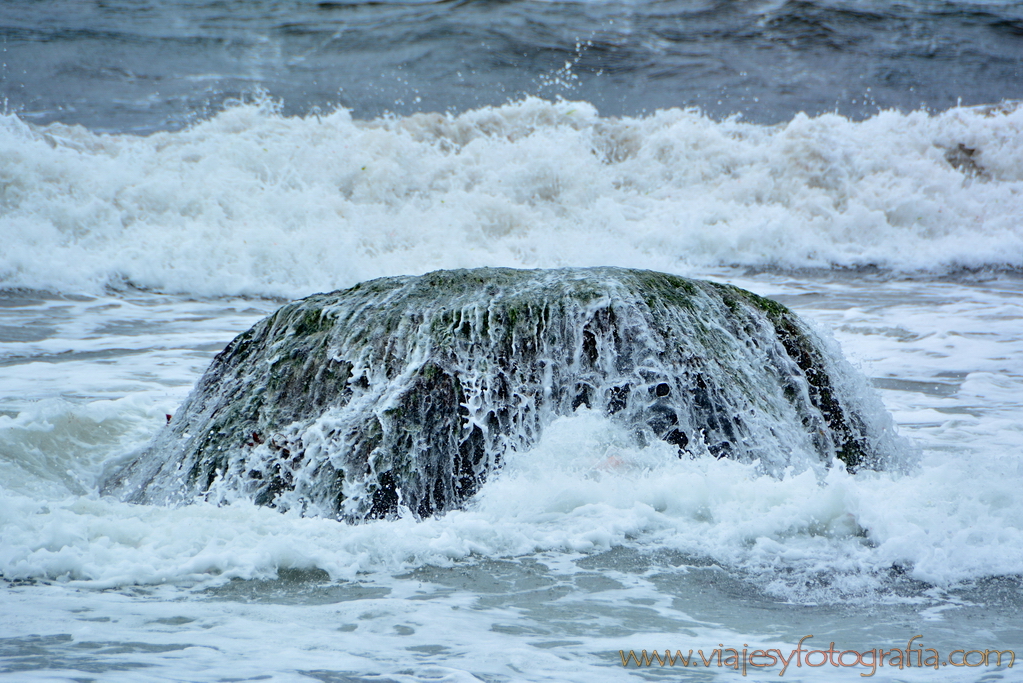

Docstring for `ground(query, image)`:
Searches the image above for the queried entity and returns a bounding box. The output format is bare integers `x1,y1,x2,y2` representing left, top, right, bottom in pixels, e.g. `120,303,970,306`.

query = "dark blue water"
2,0,1023,133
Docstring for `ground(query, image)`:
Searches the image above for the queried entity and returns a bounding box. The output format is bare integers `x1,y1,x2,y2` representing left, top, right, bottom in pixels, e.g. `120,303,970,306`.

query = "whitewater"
1,98,1022,681
3,97,1022,297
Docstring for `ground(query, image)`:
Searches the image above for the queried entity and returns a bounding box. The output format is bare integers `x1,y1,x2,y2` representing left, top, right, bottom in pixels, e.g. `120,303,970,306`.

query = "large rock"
105,267,897,520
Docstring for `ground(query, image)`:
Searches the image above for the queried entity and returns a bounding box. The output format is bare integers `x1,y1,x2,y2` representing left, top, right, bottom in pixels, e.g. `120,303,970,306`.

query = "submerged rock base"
105,267,896,520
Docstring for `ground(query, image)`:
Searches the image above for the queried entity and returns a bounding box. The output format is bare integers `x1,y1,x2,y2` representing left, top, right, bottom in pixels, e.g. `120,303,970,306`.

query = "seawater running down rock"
104,267,901,521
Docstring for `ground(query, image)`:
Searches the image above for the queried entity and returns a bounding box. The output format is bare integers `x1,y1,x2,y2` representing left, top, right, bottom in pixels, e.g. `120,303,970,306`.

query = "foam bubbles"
2,98,1022,298
0,402,1014,603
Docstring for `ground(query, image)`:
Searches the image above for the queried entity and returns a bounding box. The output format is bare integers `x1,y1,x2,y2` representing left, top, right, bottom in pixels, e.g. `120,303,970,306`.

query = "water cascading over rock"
105,267,897,520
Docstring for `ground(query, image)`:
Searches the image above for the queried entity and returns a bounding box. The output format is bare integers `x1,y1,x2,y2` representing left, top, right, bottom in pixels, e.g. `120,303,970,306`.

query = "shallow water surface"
2,273,1021,681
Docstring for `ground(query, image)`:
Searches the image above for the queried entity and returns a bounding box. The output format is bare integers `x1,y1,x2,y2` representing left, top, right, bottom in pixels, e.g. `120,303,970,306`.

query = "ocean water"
2,1,1023,681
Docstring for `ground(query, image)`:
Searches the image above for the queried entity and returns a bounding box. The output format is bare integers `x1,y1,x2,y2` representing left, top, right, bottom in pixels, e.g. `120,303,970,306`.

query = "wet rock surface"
105,267,896,520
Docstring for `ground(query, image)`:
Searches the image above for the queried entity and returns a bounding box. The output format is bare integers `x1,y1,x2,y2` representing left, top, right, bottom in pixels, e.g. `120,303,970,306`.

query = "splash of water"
104,267,900,520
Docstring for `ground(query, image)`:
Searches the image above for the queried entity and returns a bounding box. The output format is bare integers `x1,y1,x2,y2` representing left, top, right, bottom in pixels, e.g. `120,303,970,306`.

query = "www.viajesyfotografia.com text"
619,635,1014,676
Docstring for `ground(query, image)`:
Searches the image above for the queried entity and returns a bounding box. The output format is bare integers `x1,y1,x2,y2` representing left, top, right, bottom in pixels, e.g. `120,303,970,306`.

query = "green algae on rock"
104,267,898,521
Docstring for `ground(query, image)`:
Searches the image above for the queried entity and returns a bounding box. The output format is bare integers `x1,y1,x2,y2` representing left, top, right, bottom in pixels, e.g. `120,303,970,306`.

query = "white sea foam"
2,103,1023,683
1,399,1019,600
2,98,1022,298
2,275,1022,682
1,275,1021,602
